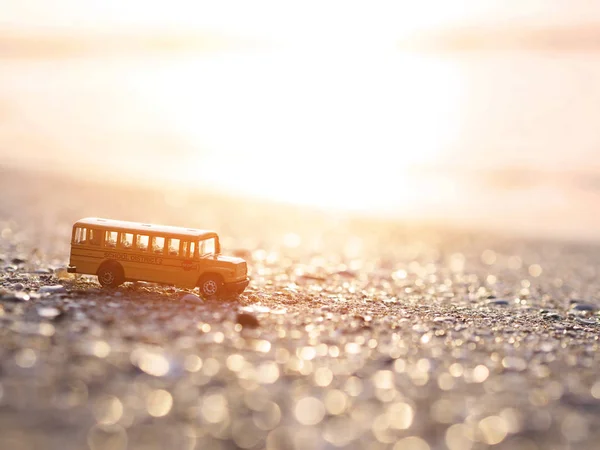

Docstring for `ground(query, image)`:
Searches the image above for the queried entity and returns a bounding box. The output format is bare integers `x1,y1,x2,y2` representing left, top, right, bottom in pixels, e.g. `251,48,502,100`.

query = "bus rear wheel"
97,262,124,288
198,274,223,298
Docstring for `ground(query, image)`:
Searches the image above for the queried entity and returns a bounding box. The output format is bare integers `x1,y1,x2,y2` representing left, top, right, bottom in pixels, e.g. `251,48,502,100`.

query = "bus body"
67,217,249,296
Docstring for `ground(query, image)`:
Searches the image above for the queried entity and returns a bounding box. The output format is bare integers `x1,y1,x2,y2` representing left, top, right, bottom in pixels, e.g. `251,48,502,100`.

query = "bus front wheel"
198,274,223,298
97,262,124,288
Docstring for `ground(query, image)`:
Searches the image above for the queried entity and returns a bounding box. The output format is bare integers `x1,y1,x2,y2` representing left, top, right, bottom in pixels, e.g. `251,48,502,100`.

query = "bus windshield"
199,237,217,256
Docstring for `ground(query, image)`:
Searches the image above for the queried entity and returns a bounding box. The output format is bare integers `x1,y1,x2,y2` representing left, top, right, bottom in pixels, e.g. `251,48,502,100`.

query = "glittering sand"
1,167,600,450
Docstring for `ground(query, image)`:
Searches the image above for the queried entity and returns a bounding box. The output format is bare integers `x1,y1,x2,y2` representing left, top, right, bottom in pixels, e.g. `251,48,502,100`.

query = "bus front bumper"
67,266,77,273
224,277,250,294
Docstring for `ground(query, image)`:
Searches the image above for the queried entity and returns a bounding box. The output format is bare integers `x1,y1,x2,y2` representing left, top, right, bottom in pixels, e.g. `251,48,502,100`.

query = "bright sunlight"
1,0,479,214
107,1,470,213
133,50,464,213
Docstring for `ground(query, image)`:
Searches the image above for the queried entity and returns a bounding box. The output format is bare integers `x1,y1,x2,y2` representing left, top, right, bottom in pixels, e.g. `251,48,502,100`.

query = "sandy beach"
1,166,599,449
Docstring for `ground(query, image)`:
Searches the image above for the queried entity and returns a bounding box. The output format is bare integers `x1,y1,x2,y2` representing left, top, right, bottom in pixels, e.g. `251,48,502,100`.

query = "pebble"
434,316,455,322
541,311,563,320
2,291,30,302
570,303,597,312
181,293,204,304
576,317,597,326
487,299,509,306
12,282,25,291
38,285,66,294
37,307,62,319
236,312,260,328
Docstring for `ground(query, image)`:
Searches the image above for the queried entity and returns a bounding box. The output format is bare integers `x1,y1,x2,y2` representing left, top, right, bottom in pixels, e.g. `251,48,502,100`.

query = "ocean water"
1,49,599,239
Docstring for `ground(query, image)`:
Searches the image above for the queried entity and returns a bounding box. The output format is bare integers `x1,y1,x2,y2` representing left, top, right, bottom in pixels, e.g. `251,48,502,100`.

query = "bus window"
88,229,101,246
104,231,117,248
182,241,198,259
167,238,180,256
200,237,215,255
120,232,133,249
136,234,149,251
151,236,165,254
74,227,87,244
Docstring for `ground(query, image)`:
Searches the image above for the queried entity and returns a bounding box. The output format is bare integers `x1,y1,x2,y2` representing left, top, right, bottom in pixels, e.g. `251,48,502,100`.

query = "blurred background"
2,0,600,240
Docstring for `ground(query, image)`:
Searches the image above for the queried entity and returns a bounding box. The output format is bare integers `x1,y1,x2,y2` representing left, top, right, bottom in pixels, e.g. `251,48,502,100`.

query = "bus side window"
73,227,87,244
104,231,117,248
182,241,194,259
182,241,188,258
183,241,198,259
136,234,149,251
120,232,133,249
88,229,101,246
167,238,180,256
151,236,165,254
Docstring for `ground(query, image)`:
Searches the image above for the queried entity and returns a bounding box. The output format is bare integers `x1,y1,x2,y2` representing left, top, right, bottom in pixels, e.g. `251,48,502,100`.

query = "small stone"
38,285,66,294
434,316,454,322
237,312,259,328
181,293,204,304
576,317,597,326
12,283,25,291
1,291,30,302
11,257,26,265
487,299,509,306
570,303,597,312
37,306,62,319
541,312,563,320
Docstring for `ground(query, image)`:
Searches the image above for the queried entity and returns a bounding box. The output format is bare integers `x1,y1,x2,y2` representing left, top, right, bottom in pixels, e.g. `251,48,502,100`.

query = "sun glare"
112,1,470,213
2,0,474,215
128,48,464,213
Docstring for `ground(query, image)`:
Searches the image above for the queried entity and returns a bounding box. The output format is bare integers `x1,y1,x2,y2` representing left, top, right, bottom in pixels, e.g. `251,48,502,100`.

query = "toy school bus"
67,218,249,297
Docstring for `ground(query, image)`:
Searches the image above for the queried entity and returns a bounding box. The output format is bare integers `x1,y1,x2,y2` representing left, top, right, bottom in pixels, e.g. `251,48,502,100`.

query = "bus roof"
74,217,218,239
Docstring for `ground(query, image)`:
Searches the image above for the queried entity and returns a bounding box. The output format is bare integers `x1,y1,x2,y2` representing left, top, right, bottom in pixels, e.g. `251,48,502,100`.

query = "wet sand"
1,166,600,450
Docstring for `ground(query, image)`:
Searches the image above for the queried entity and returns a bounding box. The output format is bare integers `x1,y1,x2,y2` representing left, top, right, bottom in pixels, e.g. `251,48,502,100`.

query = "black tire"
198,274,223,298
97,262,124,288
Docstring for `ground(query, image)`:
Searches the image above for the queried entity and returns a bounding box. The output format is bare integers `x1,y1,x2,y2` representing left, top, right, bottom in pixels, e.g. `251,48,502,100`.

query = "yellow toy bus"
67,218,249,297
